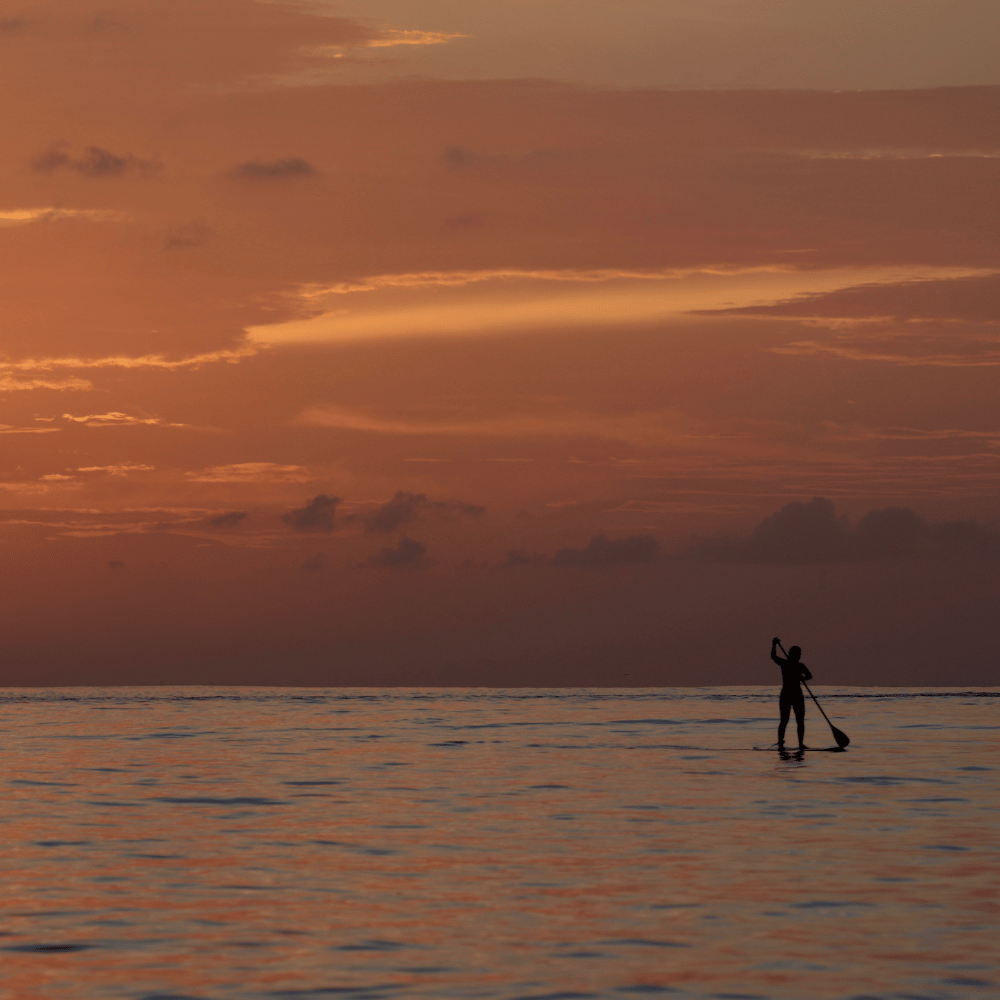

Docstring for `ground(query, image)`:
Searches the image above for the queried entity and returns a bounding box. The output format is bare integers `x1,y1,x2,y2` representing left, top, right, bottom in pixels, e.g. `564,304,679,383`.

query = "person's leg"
793,691,806,747
778,689,792,745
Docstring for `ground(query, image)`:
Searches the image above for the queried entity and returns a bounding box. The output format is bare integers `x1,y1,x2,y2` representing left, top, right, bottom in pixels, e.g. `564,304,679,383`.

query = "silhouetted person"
771,637,812,748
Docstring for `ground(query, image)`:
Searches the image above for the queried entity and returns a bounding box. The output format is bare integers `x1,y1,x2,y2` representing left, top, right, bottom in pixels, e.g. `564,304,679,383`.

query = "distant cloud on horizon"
366,536,432,569
353,491,485,533
552,534,661,567
31,143,161,178
206,511,248,529
692,497,1000,564
229,158,316,180
282,494,341,533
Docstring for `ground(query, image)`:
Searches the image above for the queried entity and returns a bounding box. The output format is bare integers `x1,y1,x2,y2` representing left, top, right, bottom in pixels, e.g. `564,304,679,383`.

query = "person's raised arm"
770,637,785,665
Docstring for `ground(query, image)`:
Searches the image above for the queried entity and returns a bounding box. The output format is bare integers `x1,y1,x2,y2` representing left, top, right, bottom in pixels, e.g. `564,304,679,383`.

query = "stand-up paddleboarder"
771,637,812,749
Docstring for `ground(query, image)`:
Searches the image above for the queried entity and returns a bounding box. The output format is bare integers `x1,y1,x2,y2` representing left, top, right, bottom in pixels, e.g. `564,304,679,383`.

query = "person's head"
788,645,801,662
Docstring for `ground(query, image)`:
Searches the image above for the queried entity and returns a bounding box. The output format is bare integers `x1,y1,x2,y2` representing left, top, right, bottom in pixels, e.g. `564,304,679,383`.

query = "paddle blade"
832,727,850,748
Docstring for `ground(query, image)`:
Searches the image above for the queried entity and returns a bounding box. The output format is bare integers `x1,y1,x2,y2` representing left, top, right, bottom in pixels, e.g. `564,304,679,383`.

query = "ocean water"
0,687,996,1000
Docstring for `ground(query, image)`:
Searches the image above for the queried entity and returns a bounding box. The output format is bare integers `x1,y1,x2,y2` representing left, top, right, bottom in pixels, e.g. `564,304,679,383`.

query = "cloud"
702,273,1000,323
282,494,341,533
606,499,749,515
850,508,1000,561
356,491,485,533
504,547,546,566
0,374,93,391
444,144,476,168
61,412,188,428
3,346,258,375
746,496,848,565
930,520,1000,559
295,267,752,299
551,534,661,567
296,404,690,446
693,498,1000,563
693,273,1000,367
366,536,432,569
189,463,314,484
31,143,160,178
164,221,212,249
822,424,1000,453
251,266,978,347
442,213,486,233
205,511,248,529
771,327,1000,368
77,464,155,476
850,507,927,560
229,157,316,179
0,481,51,494
0,425,61,435
365,30,468,49
0,207,128,227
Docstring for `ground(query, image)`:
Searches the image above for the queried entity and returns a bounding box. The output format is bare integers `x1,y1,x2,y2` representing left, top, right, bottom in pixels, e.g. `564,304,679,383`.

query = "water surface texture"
1,687,997,1000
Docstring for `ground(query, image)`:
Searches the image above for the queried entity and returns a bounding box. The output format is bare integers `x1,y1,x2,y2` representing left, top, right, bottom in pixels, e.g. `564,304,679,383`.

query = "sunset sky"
2,0,999,686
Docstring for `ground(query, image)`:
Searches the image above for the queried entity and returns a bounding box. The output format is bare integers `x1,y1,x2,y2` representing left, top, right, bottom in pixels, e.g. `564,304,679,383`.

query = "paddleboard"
753,745,846,753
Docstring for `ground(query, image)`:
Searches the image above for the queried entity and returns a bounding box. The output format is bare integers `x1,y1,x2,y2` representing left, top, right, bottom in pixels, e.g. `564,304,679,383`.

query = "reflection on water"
0,687,996,1000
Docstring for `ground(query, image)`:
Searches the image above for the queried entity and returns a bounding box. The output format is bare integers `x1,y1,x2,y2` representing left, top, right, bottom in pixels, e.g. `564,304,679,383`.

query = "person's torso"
780,662,805,688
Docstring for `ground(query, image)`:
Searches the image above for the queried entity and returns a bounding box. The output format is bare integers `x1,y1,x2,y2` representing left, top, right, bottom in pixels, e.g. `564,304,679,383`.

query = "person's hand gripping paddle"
777,639,850,748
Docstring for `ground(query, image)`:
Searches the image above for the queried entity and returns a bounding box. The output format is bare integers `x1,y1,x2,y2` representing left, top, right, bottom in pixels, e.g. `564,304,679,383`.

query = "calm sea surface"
0,687,997,1000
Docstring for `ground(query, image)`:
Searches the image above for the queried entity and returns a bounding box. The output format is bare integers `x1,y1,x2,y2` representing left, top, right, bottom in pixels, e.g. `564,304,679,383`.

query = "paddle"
777,640,850,748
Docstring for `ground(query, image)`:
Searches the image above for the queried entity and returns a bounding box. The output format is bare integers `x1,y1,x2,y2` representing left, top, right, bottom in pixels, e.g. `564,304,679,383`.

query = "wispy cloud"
0,207,128,227
606,499,751,515
294,265,788,300
61,412,189,428
187,463,315,484
255,266,982,346
771,329,1000,367
296,404,694,446
2,345,258,377
308,29,467,61
786,148,1000,160
76,464,156,475
0,482,52,494
0,374,94,391
364,30,468,49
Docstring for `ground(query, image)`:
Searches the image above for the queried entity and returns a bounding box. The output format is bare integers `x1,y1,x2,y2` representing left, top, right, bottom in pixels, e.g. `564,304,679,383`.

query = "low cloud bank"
552,534,660,567
366,536,432,569
504,548,546,567
694,497,1000,564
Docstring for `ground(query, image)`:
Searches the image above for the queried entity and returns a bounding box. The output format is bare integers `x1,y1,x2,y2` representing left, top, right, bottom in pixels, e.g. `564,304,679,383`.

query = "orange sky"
2,1,999,686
